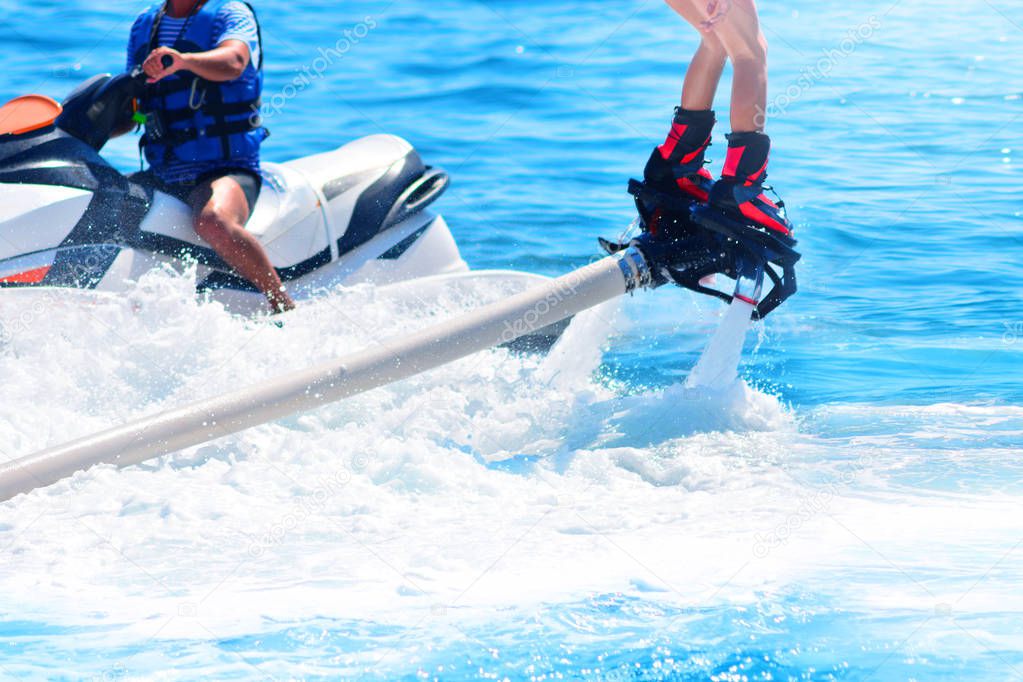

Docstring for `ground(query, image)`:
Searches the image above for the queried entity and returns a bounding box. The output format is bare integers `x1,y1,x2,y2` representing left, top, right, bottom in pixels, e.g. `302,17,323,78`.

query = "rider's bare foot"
268,288,296,315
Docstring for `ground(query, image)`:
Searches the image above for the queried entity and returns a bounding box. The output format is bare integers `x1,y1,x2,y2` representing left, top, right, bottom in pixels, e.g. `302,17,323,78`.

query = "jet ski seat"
284,135,450,256
0,95,63,137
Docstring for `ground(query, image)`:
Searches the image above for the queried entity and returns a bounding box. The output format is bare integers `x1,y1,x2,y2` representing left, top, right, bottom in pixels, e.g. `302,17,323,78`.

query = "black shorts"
132,168,262,214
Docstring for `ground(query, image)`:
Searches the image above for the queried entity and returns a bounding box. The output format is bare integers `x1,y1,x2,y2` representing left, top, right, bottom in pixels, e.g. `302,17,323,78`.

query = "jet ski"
0,67,466,313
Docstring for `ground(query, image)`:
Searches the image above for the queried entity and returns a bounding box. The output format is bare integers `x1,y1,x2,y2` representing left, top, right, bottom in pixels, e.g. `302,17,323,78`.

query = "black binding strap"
205,75,230,158
625,178,801,319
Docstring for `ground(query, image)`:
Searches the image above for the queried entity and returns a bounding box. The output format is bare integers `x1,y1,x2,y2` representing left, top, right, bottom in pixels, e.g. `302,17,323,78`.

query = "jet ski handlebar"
55,70,147,150
55,60,172,150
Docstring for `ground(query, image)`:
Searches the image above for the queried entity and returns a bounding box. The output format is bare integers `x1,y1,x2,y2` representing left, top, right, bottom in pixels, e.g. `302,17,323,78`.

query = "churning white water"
2,267,1020,678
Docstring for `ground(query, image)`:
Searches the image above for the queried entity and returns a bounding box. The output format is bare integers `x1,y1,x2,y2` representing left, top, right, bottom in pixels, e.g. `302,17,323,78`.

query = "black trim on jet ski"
339,154,448,255
379,226,429,260
44,244,124,288
197,246,333,294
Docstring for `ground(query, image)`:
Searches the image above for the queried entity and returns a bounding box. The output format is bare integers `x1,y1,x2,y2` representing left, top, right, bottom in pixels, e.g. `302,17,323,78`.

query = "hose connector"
616,245,654,292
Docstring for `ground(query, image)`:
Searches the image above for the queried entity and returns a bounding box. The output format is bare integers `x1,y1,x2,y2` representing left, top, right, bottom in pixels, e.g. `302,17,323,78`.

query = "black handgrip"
128,54,176,86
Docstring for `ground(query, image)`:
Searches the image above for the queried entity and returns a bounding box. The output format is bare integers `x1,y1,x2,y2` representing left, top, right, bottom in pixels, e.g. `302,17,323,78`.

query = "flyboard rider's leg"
642,5,724,207
687,0,793,236
650,0,726,204
603,0,800,318
600,0,723,256
599,101,718,254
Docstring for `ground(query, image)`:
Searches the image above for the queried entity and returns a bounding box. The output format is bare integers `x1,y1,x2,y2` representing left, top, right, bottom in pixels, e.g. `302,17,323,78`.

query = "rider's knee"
194,206,234,244
730,34,767,68
749,32,768,64
700,34,728,59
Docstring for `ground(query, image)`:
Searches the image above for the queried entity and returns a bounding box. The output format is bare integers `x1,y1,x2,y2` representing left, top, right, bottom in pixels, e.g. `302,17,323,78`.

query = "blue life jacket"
129,0,268,167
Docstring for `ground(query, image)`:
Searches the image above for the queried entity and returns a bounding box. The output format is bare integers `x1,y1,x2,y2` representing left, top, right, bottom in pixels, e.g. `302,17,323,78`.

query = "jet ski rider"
121,0,295,313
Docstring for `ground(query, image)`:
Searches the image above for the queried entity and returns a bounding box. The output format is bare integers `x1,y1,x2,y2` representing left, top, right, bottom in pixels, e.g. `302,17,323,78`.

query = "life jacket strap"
148,76,200,98
160,117,261,147
156,97,261,125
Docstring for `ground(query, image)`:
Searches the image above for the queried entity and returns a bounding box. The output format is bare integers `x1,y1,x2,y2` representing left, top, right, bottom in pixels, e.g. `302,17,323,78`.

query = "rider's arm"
142,41,251,84
108,41,250,139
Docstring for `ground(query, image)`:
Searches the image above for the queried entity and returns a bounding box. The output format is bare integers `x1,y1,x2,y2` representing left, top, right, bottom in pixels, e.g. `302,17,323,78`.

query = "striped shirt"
127,2,262,185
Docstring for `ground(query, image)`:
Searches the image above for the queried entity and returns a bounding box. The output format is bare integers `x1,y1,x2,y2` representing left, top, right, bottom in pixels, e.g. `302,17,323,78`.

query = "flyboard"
0,176,801,501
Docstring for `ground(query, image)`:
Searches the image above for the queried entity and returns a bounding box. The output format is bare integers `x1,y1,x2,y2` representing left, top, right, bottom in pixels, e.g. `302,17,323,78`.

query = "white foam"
2,267,1018,649
685,297,755,389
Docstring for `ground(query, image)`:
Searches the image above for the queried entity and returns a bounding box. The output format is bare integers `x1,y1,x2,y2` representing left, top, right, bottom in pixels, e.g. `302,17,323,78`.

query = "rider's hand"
701,0,733,31
143,47,186,83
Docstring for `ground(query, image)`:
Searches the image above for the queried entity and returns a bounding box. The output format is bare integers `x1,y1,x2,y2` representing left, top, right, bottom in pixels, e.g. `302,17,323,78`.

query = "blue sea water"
1,0,1022,679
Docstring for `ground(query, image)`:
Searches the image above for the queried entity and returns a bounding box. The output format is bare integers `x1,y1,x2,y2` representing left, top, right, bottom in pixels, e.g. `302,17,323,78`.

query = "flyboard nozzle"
688,205,801,320
731,254,766,308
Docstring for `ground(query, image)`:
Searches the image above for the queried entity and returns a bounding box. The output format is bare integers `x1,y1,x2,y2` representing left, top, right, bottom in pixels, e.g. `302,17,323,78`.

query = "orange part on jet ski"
0,95,63,136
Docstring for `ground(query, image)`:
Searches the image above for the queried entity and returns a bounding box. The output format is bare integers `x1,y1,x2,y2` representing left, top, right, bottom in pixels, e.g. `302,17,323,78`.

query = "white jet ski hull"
1,129,465,314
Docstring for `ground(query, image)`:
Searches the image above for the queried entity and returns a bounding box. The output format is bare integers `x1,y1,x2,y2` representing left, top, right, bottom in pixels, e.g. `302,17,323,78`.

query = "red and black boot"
704,131,792,237
643,107,716,204
602,109,717,255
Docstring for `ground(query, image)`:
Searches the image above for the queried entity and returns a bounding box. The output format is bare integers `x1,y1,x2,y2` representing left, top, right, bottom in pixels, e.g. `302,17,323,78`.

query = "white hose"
0,252,645,502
